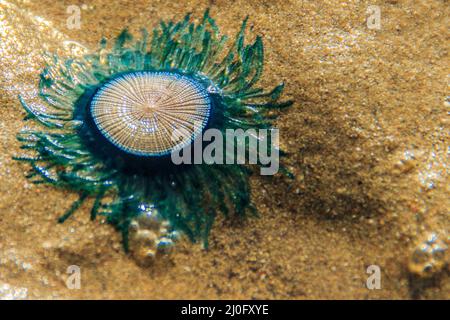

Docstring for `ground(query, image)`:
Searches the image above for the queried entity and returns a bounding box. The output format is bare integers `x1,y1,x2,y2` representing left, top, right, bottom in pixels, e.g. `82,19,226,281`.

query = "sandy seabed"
0,0,448,299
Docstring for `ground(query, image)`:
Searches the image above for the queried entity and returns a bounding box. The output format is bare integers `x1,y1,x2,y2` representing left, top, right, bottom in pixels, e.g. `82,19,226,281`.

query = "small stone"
408,232,448,277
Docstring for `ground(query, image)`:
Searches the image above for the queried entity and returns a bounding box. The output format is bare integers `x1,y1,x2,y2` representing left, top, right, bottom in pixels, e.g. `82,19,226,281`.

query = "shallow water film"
0,0,448,300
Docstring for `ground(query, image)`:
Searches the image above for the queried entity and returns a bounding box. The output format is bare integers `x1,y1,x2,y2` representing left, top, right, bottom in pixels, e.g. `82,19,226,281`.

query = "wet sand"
0,0,448,299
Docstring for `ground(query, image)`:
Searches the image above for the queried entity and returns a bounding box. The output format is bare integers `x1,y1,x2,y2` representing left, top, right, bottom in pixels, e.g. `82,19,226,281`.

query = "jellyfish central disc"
90,71,211,157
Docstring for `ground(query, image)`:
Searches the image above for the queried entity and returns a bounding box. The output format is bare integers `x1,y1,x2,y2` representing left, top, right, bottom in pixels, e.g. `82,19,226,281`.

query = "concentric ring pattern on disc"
90,71,211,156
